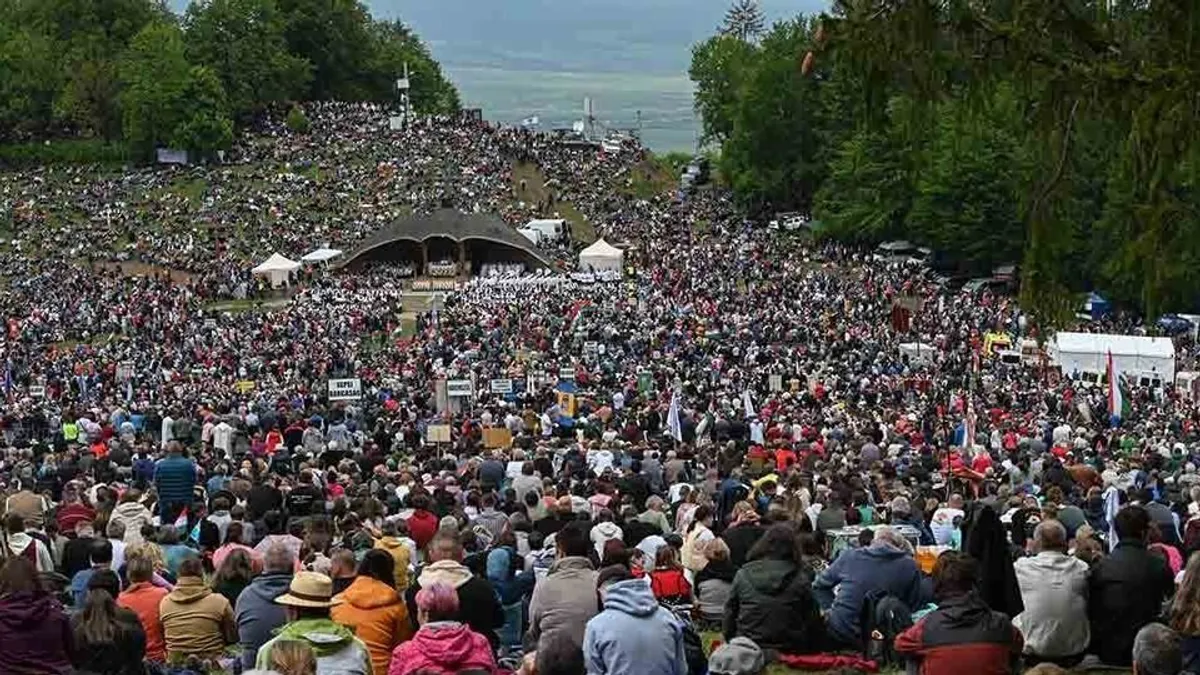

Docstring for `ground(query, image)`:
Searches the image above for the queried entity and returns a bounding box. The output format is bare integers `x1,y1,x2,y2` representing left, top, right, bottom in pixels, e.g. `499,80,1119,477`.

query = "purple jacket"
0,591,73,674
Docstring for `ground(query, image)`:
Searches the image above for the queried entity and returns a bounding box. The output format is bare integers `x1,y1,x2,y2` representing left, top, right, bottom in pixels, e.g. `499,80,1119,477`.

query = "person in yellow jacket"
331,549,414,674
372,520,413,590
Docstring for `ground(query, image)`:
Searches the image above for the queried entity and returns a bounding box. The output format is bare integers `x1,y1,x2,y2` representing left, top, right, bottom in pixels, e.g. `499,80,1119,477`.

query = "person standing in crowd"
331,549,414,675
117,555,169,664
1089,505,1175,666
388,582,497,675
1013,520,1091,666
257,572,372,675
70,570,146,675
525,521,599,656
160,557,238,662
814,526,931,648
895,551,1024,675
583,565,687,675
372,520,412,591
0,556,73,675
237,544,297,670
153,441,196,522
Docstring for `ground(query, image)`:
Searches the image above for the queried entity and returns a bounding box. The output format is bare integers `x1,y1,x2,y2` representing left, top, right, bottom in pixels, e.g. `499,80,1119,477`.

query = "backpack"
678,618,708,675
859,589,913,667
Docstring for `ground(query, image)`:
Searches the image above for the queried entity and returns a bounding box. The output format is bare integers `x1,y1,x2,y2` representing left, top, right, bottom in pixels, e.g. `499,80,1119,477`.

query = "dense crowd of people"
1,102,1200,675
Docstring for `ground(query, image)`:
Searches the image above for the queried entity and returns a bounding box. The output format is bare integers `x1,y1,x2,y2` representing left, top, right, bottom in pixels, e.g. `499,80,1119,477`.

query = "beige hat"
274,571,342,608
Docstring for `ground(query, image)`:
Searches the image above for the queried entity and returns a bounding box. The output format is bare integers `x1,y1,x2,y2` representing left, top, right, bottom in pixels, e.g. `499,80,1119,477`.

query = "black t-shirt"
246,485,283,521
286,484,323,517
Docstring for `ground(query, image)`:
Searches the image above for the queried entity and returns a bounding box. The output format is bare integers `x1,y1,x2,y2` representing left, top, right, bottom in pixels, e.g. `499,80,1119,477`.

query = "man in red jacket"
895,551,1023,675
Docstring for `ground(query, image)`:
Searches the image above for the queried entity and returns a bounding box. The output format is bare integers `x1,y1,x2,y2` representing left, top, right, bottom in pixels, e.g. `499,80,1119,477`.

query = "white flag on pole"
742,390,755,419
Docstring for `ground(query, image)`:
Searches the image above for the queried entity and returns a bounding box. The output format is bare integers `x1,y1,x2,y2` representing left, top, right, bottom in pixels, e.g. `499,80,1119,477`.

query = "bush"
285,105,311,134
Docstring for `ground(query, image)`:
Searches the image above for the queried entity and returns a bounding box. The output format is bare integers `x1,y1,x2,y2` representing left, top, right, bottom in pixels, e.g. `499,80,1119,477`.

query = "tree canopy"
691,0,1200,322
0,0,459,159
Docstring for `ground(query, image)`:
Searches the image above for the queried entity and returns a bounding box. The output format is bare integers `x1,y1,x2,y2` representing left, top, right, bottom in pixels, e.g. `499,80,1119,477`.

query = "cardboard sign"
483,427,513,449
235,380,256,394
446,379,473,397
489,378,513,395
427,424,452,443
328,378,362,401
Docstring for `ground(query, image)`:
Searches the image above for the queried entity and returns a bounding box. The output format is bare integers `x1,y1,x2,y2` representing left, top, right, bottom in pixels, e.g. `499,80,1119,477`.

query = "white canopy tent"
252,253,301,287
300,247,344,264
578,239,624,275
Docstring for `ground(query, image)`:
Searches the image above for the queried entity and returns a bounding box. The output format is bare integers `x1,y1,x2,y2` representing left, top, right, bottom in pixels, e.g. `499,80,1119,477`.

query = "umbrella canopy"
252,253,301,287
300,247,344,263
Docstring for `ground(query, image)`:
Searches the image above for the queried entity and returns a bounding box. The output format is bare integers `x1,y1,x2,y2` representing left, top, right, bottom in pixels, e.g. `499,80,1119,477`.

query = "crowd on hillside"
1,104,1200,675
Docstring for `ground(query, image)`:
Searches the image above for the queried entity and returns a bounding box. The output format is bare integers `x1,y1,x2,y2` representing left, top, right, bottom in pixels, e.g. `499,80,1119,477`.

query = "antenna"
583,97,595,140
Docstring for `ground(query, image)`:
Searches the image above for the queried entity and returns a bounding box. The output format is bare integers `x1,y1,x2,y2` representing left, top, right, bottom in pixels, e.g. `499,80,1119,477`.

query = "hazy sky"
369,0,830,73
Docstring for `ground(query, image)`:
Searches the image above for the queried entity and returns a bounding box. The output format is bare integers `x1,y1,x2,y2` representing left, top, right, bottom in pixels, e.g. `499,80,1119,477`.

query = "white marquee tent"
252,253,301,287
578,239,624,275
300,247,344,264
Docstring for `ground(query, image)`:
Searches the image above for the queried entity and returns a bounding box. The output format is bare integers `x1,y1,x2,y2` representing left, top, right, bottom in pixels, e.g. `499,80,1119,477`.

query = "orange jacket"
118,582,170,662
331,576,413,674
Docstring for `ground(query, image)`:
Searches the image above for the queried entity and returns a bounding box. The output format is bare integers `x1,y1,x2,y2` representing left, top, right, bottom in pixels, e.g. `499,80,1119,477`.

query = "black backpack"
680,621,708,675
859,589,913,667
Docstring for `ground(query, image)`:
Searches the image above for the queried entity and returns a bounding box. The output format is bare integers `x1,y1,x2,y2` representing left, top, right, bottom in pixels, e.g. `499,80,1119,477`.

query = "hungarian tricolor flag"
1107,351,1130,425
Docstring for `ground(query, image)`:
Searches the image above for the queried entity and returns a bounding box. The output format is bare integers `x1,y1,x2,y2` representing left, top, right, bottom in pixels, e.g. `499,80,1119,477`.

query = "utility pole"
396,62,412,127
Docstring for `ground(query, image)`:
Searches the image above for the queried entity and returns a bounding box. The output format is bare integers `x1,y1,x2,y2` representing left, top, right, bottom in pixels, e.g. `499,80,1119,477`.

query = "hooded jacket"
406,560,503,648
813,543,932,645
583,579,687,675
331,576,413,675
591,521,624,557
723,558,824,652
257,618,372,675
0,591,73,675
110,501,154,544
373,536,412,590
525,556,599,653
1013,551,1090,657
387,621,496,675
895,592,1023,675
235,571,293,670
159,575,237,661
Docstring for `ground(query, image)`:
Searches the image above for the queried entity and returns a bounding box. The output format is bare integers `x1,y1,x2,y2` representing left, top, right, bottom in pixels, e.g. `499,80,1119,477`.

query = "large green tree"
184,0,312,120
719,18,826,215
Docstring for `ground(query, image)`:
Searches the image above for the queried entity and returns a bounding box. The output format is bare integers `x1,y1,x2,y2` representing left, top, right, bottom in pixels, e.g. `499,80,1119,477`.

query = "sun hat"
274,571,342,608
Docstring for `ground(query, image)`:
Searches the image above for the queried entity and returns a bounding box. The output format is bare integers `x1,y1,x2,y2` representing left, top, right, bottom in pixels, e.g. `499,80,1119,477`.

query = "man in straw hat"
255,571,372,675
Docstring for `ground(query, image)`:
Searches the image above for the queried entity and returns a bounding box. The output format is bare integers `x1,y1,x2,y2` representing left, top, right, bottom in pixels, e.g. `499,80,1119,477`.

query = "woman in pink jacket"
388,582,495,675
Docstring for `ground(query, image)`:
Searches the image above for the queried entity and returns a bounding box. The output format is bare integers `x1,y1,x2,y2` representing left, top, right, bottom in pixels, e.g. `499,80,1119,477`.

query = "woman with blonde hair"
267,639,318,675
1169,552,1200,671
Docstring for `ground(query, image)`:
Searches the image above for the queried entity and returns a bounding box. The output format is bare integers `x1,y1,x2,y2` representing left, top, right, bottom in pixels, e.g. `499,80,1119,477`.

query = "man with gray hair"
235,543,296,670
888,496,935,545
1132,623,1182,675
1013,519,1090,666
814,526,932,647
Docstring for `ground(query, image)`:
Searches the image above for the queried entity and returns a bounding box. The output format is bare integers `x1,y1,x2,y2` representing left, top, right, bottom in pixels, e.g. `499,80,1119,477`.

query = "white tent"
1049,332,1176,382
578,239,624,275
300,247,344,264
252,253,301,287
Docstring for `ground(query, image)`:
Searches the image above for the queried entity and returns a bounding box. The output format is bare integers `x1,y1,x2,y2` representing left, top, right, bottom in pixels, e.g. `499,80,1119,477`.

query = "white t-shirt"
930,507,965,545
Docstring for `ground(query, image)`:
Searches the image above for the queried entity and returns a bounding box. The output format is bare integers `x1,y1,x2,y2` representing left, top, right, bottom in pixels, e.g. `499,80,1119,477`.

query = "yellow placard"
427,424,452,443
236,380,256,394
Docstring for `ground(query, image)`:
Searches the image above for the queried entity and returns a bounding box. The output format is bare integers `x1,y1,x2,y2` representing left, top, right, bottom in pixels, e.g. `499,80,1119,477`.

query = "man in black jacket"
406,533,505,648
1089,504,1175,666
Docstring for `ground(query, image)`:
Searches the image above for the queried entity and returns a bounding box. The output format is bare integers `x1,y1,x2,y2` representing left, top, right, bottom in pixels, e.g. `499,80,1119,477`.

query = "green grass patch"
555,201,595,244
511,161,549,205
176,175,209,204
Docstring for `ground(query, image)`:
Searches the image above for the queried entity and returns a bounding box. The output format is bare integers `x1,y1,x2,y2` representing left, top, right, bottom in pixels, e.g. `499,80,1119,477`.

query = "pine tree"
721,0,765,42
